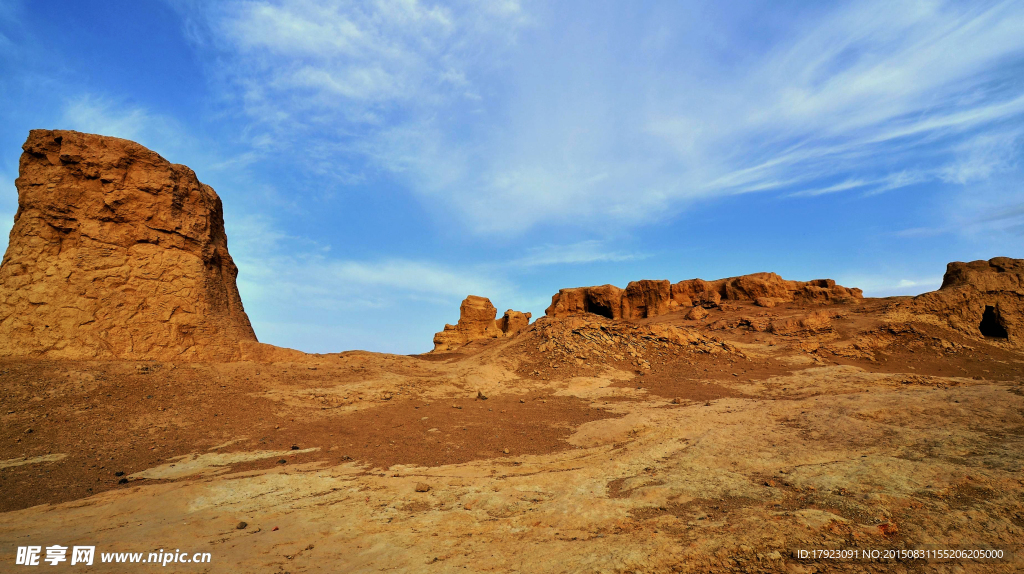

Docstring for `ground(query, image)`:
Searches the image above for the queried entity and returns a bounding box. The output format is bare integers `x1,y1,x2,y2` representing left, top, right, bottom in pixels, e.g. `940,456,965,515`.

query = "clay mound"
0,129,258,361
432,295,531,351
906,256,1023,347
546,272,862,321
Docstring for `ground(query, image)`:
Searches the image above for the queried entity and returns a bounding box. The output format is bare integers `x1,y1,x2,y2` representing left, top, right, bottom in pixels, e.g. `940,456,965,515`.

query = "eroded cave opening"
584,297,614,319
979,305,1008,338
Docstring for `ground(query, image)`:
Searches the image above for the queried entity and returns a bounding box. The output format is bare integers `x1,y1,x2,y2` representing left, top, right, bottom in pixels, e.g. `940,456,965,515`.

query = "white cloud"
175,0,1024,235
60,94,187,159
227,214,507,313
788,179,870,198
939,129,1022,184
841,274,944,297
224,213,519,352
511,240,645,267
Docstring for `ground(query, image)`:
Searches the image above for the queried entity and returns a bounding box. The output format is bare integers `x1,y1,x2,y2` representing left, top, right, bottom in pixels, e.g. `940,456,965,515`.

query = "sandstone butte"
432,295,531,351
0,129,301,362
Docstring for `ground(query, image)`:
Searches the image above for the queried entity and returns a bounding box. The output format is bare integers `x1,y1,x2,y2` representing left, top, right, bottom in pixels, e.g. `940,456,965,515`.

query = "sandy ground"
1,298,1023,573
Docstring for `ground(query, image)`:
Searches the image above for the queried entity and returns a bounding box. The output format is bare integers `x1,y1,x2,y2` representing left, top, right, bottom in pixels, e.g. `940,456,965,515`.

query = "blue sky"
1,0,1022,354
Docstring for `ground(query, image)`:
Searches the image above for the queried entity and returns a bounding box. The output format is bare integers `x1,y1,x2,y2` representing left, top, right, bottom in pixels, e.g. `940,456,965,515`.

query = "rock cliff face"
0,129,257,361
432,295,531,351
908,257,1023,347
546,272,862,320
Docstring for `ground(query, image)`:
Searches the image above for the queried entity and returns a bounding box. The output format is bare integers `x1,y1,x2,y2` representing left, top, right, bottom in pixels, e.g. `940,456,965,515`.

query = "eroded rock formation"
432,295,531,351
544,285,624,320
546,272,862,321
0,129,257,361
907,257,1023,347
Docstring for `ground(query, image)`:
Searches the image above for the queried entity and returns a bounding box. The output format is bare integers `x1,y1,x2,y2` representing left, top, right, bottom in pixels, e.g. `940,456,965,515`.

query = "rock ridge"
545,272,863,321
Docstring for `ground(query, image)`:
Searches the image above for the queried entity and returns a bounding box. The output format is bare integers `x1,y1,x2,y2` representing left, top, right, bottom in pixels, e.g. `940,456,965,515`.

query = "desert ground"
2,296,1022,573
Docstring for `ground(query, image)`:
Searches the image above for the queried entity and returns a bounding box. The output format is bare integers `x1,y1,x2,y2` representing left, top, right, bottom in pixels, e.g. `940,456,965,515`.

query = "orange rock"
545,273,861,322
497,309,532,335
545,285,623,319
671,279,722,308
793,279,863,303
685,306,709,321
768,310,833,335
908,257,1023,347
0,130,257,361
432,296,530,351
621,280,671,320
722,272,793,301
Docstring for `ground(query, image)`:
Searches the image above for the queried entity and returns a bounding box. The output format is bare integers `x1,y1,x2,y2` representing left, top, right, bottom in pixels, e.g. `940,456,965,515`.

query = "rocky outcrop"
496,309,531,335
432,296,531,351
0,129,258,361
907,257,1023,347
544,285,623,320
621,280,671,320
545,272,862,321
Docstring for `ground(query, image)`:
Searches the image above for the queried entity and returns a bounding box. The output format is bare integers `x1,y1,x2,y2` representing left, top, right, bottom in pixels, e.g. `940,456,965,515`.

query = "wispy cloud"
228,214,507,312
225,213,516,351
511,240,645,267
171,0,1024,236
841,274,944,297
60,94,187,158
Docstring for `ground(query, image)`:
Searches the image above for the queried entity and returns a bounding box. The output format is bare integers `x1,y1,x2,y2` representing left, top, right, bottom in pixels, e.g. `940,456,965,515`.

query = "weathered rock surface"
905,256,1023,347
0,129,257,361
496,309,531,335
546,272,862,321
621,279,671,320
544,284,624,319
432,295,531,351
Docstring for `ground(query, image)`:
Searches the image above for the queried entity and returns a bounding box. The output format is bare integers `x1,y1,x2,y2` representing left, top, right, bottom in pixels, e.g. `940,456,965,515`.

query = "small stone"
236,521,248,530
24,428,32,434
291,445,299,450
671,398,681,405
415,483,431,492
519,399,525,403
272,526,279,531
477,391,488,400
277,459,287,464
502,448,510,454
114,471,124,477
118,478,128,484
